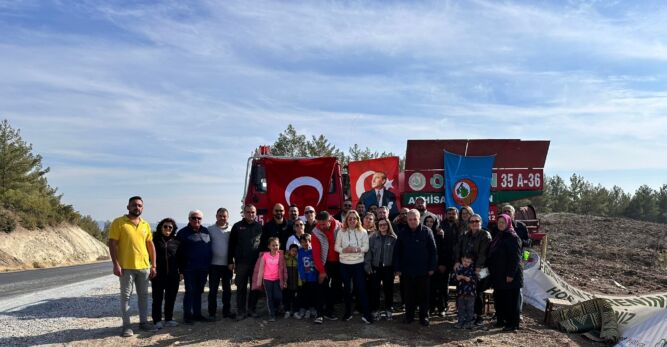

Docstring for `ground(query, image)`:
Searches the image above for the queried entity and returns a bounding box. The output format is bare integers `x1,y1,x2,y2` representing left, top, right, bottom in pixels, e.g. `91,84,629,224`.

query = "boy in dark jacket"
283,244,300,318
454,255,477,329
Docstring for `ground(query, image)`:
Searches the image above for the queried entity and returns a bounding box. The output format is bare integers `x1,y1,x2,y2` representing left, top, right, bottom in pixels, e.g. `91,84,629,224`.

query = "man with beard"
415,197,440,230
334,199,353,222
260,203,292,250
288,204,300,223
109,196,157,337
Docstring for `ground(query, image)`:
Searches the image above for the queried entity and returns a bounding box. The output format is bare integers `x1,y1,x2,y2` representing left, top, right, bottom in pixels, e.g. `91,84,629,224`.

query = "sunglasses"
469,220,481,224
305,211,315,214
190,216,202,221
163,225,174,229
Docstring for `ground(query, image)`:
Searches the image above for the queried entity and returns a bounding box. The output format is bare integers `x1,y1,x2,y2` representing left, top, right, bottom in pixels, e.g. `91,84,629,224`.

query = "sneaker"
323,314,338,321
293,311,303,320
309,308,317,318
362,315,373,324
314,316,323,324
454,323,464,329
139,323,158,332
164,320,178,327
420,318,430,327
250,311,260,319
269,316,276,322
304,310,312,319
121,327,134,337
284,311,291,319
474,318,484,326
385,310,393,321
342,313,353,321
154,321,164,330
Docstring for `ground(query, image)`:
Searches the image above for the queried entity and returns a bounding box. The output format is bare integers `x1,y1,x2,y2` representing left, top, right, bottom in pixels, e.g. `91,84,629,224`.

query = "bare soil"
542,213,667,295
0,225,109,271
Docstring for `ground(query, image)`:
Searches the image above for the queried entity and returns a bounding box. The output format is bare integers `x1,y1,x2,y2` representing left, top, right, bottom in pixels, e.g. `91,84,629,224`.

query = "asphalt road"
0,261,112,299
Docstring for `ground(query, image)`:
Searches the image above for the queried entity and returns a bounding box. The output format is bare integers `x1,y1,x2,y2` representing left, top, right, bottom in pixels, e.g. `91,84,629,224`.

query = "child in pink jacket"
252,237,287,321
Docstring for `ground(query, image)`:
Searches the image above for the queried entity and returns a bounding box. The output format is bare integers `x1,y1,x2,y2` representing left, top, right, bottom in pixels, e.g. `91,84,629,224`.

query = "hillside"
0,224,109,271
541,212,667,295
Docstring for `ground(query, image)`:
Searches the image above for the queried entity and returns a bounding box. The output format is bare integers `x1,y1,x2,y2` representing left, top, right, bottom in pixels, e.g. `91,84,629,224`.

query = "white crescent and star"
355,171,375,199
285,176,324,206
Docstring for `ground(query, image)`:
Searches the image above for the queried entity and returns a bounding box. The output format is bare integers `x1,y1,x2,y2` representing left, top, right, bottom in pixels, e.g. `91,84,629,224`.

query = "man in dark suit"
360,171,398,219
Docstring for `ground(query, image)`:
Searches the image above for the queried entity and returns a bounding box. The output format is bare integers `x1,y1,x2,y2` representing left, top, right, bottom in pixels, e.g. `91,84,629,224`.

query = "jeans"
119,268,150,327
235,262,258,314
340,262,370,317
263,279,282,318
370,266,394,312
151,275,179,323
208,265,233,317
457,295,475,325
183,269,208,319
403,274,430,321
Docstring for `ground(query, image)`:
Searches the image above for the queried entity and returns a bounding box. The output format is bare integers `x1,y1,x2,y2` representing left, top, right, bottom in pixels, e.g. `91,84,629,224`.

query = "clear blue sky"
2,1,666,225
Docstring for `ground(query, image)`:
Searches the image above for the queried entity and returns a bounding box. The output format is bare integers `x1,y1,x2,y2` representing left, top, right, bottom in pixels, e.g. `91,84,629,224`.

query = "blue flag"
444,151,496,227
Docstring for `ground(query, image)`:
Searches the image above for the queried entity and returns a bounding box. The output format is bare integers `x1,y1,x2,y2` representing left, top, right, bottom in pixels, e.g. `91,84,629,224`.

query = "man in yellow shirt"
108,196,157,337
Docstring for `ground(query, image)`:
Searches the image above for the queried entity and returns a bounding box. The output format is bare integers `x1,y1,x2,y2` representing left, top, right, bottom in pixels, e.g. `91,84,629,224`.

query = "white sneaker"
155,321,164,330
284,311,291,319
165,320,179,327
293,312,303,320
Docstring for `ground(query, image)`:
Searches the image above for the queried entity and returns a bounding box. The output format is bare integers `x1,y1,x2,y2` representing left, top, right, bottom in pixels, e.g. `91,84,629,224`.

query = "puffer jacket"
364,232,397,273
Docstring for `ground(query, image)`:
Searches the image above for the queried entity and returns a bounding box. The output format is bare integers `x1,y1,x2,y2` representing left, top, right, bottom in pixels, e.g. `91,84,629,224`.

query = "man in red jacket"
311,211,342,324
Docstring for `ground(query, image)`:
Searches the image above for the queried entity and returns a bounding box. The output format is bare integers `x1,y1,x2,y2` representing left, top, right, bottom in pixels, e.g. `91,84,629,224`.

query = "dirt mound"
541,212,667,295
0,224,109,271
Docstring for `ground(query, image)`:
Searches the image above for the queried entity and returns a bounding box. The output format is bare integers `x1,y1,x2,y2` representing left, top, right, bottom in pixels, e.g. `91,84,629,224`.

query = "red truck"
242,139,549,238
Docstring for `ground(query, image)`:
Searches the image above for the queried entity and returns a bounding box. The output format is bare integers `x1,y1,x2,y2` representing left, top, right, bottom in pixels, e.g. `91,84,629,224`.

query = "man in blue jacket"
176,210,213,324
393,209,437,326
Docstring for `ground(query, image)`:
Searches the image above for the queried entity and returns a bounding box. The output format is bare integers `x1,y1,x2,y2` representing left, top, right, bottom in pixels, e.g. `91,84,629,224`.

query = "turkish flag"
348,157,400,211
264,157,337,219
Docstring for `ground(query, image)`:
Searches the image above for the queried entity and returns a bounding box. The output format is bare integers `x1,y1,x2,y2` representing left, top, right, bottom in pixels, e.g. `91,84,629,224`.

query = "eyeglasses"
163,225,173,229
190,216,202,221
295,223,304,226
469,220,481,224
378,223,388,227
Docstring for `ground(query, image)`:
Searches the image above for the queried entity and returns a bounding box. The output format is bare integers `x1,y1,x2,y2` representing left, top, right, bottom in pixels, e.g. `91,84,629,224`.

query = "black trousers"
208,265,233,317
234,262,258,314
370,266,394,312
151,275,180,323
429,270,449,312
316,261,341,316
402,274,430,321
283,288,297,312
493,287,521,327
299,282,317,310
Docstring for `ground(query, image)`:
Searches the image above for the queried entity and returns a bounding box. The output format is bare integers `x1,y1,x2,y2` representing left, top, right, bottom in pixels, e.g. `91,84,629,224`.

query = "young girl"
365,218,397,320
253,237,287,321
335,210,372,324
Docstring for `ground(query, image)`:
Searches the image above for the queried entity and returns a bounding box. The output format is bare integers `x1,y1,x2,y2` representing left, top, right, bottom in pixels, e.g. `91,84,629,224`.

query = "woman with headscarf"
488,214,523,332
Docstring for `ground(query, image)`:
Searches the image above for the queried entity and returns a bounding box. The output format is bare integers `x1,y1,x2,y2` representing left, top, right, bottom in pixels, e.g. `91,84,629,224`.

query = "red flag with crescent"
348,157,400,210
264,157,337,219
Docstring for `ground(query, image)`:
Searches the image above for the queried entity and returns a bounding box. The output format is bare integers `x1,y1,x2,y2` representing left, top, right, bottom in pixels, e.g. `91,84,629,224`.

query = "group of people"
108,195,529,338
